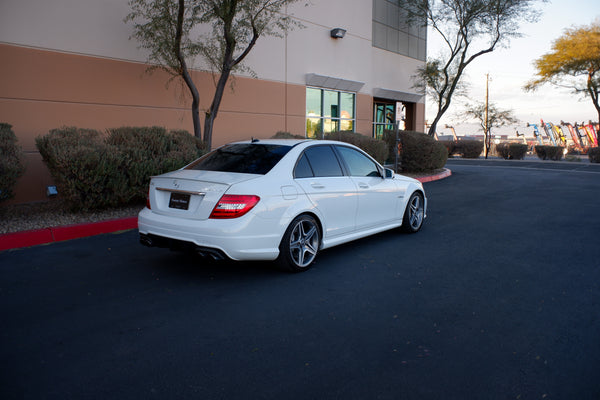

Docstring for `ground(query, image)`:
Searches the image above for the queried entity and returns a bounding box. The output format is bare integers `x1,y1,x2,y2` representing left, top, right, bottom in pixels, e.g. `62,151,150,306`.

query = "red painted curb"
52,217,138,242
0,228,54,251
0,217,138,251
1,169,451,252
415,168,452,183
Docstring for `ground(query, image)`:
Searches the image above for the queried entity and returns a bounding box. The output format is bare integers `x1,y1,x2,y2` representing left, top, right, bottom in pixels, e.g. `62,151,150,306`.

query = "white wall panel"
0,0,424,97
0,0,147,61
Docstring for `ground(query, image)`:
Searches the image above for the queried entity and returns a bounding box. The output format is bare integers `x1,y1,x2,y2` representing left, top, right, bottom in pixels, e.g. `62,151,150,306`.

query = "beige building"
0,0,426,203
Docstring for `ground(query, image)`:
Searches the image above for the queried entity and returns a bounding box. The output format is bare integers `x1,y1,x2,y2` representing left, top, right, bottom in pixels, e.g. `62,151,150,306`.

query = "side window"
336,146,380,177
299,146,344,177
294,153,314,178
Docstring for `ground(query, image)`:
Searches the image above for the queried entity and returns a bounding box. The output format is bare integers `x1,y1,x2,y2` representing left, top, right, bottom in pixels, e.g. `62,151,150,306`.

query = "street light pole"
485,73,490,159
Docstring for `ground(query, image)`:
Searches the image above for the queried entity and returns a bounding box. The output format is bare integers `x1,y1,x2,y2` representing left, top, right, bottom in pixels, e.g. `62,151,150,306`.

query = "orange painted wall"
0,44,309,149
0,44,316,203
1,44,388,204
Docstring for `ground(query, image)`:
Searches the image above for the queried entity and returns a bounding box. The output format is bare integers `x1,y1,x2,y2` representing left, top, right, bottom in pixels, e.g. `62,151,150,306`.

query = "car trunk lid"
148,170,259,220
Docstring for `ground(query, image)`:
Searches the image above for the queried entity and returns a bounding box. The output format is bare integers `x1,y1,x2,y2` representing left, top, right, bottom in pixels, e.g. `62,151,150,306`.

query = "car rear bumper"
137,207,281,261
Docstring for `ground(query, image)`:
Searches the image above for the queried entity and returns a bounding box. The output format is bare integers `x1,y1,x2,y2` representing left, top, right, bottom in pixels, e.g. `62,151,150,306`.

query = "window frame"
335,145,381,178
306,87,356,139
294,144,384,179
373,101,396,139
293,144,346,178
372,0,427,61
185,143,292,175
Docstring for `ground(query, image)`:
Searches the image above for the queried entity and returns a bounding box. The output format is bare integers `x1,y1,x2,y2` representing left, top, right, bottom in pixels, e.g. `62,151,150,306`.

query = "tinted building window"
372,0,426,61
306,88,355,139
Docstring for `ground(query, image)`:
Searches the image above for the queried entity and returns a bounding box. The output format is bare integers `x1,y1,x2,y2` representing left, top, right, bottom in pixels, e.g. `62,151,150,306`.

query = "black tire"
276,214,321,272
401,192,424,233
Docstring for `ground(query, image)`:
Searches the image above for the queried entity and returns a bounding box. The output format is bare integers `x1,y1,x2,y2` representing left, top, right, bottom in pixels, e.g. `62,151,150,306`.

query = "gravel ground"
0,200,144,235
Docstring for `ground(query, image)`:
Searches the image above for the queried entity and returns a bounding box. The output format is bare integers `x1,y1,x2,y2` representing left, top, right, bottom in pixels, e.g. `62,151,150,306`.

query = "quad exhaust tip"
139,233,227,261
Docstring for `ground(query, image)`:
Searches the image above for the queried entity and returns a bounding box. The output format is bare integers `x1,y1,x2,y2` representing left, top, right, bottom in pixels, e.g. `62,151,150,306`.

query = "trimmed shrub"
0,123,26,202
454,140,484,158
106,126,206,200
36,126,206,211
271,131,306,139
36,127,122,210
323,131,388,164
380,130,400,163
534,145,564,161
589,147,600,163
398,131,448,172
439,140,455,156
36,127,103,173
496,143,528,160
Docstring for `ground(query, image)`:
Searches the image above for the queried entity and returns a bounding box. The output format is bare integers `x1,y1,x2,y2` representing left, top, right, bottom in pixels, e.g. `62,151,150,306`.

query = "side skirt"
320,222,403,250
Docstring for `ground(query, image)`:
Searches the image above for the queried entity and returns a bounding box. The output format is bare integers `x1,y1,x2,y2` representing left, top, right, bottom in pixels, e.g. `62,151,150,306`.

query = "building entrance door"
373,102,395,139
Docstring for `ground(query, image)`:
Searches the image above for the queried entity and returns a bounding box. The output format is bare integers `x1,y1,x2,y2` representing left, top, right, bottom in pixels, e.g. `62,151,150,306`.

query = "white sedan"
138,139,426,271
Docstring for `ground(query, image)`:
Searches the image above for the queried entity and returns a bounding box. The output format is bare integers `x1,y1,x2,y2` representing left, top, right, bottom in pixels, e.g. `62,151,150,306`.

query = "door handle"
311,183,325,189
358,183,369,189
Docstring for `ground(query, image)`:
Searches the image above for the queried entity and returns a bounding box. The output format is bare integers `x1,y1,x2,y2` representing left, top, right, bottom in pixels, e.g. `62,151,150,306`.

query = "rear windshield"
185,143,292,175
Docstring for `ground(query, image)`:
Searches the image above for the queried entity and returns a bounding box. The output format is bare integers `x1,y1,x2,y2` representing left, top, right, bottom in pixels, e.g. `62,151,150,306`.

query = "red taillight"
209,195,260,219
146,189,151,210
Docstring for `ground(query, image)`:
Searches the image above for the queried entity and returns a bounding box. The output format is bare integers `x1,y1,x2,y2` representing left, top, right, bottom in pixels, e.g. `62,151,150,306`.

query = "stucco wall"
0,0,425,203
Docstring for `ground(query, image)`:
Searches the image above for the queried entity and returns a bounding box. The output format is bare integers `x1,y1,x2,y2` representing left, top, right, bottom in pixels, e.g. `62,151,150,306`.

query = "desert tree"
195,0,303,149
126,0,203,138
462,101,518,157
407,0,545,136
524,21,600,125
126,0,303,149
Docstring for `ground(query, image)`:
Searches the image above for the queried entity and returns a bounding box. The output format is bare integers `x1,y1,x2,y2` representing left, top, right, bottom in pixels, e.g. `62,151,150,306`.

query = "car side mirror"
385,168,394,179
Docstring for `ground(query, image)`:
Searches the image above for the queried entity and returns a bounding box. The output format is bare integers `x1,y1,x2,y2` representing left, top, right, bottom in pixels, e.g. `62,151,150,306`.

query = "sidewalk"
0,169,452,251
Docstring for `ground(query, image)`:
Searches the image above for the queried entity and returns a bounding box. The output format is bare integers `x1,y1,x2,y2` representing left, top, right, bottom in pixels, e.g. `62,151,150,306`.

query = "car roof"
228,139,310,146
228,138,357,147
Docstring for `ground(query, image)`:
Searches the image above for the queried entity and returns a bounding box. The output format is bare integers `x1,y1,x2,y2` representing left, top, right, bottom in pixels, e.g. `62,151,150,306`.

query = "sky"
425,0,600,137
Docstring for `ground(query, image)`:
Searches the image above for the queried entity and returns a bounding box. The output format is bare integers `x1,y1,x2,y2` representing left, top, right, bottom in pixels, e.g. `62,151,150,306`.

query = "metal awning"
305,73,365,92
373,88,424,103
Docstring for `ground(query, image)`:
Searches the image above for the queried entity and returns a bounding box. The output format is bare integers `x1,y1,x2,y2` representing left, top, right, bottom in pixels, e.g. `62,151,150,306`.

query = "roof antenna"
251,137,259,143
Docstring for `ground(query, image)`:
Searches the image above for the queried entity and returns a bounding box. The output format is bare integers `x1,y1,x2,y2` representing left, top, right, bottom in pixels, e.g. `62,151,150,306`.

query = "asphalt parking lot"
1,159,599,399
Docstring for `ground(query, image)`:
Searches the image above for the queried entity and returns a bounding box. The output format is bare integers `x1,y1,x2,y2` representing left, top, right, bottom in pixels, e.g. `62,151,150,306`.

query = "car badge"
173,180,180,188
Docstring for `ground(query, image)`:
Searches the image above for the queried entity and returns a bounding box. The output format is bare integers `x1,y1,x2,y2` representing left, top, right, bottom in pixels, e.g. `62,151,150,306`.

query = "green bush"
0,123,26,202
36,126,206,211
496,143,528,160
454,140,484,158
589,147,600,163
398,131,448,172
534,145,564,161
323,131,389,164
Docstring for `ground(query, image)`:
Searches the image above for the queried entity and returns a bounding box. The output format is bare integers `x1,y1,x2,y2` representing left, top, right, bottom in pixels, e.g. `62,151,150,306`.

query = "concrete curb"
0,169,452,251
